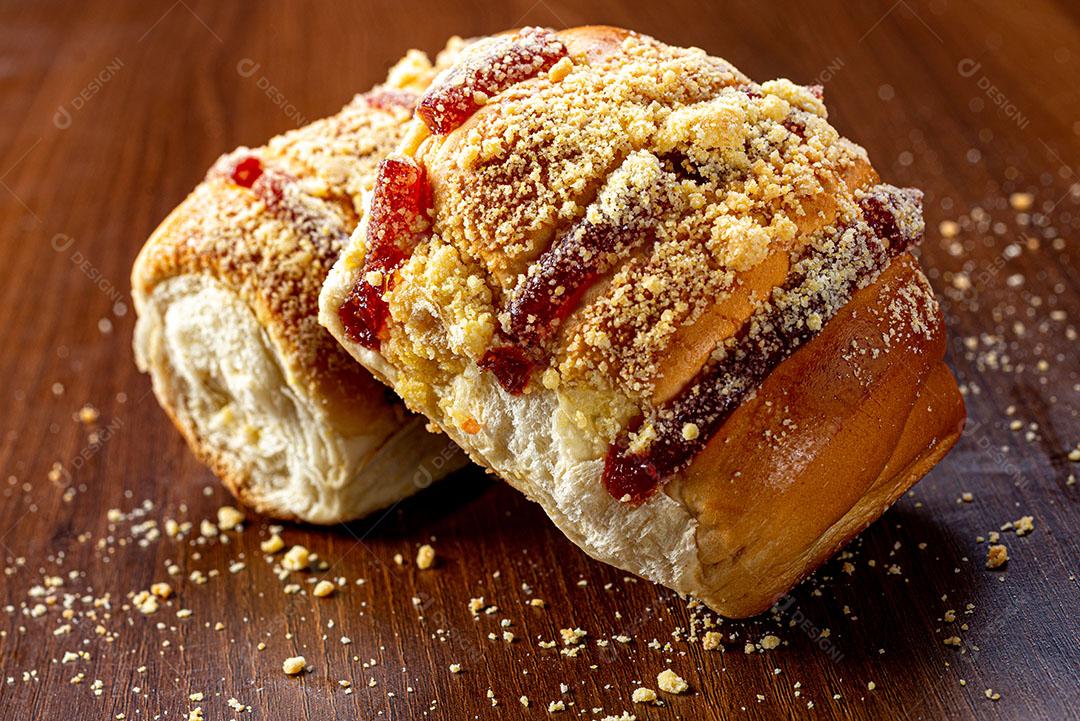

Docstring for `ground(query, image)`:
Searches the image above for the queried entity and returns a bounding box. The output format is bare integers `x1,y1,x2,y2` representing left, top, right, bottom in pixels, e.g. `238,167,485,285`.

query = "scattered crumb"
657,669,688,694
150,582,173,599
1013,515,1035,536
560,627,587,646
416,544,436,570
216,505,245,531
261,534,285,554
282,656,307,675
78,405,100,424
1008,192,1033,211
986,544,1009,569
760,634,781,650
132,591,159,615
282,545,310,571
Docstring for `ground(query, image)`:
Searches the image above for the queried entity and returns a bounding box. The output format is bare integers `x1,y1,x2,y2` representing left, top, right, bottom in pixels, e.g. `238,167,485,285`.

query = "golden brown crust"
132,48,470,522
672,255,965,615
263,89,421,215
132,49,452,429
320,26,965,612
132,170,389,427
364,27,880,425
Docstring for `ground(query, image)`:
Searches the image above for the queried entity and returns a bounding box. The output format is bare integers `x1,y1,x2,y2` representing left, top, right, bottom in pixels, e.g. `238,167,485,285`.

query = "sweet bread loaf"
132,48,467,523
320,27,965,614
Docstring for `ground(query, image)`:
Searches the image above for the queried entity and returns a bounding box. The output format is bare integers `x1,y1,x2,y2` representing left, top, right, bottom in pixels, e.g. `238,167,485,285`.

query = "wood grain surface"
1,1,1078,719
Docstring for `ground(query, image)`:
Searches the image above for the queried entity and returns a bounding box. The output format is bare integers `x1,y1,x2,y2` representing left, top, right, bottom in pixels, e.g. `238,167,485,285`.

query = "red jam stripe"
252,172,353,253
338,156,430,349
366,156,431,251
209,153,263,188
478,346,534,395
783,117,808,139
227,155,264,188
485,215,642,394
481,153,668,395
362,88,419,112
602,185,924,504
507,215,651,349
856,186,923,253
210,154,348,253
416,27,568,135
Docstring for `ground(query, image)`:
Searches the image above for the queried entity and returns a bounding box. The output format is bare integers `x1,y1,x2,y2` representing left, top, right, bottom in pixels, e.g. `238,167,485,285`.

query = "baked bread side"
132,48,466,523
320,27,965,613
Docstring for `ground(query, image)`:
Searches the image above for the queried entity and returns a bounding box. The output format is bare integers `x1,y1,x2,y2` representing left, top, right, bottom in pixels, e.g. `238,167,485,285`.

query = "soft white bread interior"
132,48,467,523
134,272,457,523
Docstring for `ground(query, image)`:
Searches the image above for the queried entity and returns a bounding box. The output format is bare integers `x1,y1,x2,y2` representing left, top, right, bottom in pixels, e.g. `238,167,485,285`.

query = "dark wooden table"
1,1,1077,719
